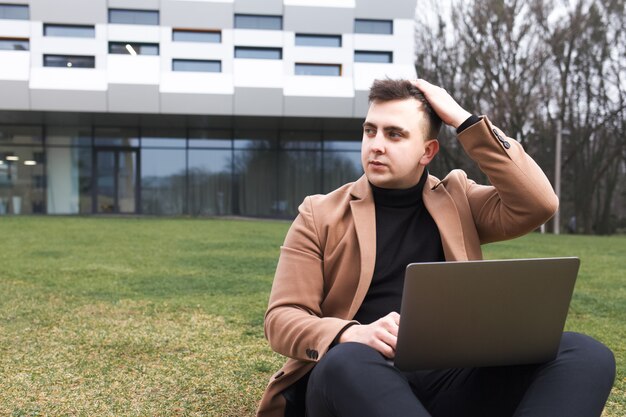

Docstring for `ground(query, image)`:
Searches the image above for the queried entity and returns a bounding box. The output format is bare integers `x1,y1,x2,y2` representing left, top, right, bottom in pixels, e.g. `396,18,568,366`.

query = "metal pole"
554,120,562,235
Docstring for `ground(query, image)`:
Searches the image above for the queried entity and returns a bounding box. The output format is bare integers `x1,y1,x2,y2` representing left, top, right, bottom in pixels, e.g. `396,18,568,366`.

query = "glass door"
94,149,139,214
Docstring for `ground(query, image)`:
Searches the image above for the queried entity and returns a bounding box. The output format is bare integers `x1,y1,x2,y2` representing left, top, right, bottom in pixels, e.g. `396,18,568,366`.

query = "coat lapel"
423,175,469,261
347,176,377,318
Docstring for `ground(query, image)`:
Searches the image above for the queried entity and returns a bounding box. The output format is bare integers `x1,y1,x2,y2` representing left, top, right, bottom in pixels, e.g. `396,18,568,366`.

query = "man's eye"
389,131,401,138
364,128,375,135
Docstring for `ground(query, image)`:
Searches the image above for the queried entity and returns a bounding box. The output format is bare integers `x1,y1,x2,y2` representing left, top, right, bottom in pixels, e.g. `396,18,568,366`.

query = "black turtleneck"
353,170,445,325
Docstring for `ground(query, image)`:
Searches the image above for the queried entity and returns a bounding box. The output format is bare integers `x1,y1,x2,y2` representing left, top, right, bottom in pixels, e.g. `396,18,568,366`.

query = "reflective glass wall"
0,116,363,218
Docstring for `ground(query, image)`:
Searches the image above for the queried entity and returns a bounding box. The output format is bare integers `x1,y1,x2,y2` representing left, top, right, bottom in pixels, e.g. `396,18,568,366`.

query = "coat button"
492,128,505,143
502,141,511,149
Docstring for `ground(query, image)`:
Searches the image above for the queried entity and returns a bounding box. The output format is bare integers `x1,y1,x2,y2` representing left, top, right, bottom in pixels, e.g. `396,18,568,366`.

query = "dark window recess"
44,24,95,38
0,37,29,51
172,59,221,72
108,8,159,25
295,34,341,47
0,3,29,20
354,50,393,63
234,14,282,30
234,46,282,60
295,63,341,76
172,29,221,43
44,54,95,68
109,42,159,56
354,19,393,34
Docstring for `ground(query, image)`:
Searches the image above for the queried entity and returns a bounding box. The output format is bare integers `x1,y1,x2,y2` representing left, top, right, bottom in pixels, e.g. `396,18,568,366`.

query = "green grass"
0,217,624,416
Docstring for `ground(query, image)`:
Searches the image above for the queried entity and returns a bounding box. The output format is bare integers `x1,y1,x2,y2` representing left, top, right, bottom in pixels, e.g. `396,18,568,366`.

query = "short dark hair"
368,79,442,138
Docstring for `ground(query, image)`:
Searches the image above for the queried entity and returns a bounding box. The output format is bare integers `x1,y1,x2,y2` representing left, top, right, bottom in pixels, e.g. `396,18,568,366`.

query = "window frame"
234,46,282,60
172,59,222,73
294,63,342,77
43,54,95,69
0,3,29,20
354,50,393,63
43,23,96,38
354,18,393,35
108,41,160,56
234,14,282,30
0,37,29,51
172,28,221,43
108,8,159,25
295,33,342,48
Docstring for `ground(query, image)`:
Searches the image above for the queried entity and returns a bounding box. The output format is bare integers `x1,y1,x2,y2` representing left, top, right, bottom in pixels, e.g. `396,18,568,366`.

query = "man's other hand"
338,312,400,358
413,79,472,129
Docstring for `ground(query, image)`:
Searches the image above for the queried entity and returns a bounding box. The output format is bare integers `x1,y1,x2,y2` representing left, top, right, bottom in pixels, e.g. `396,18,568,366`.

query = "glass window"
295,63,341,76
172,59,221,73
0,37,29,51
355,50,393,63
94,127,139,147
278,150,321,217
234,14,282,30
44,54,95,68
323,151,363,193
44,24,95,38
172,29,221,43
109,42,159,56
189,129,231,148
295,34,341,47
0,126,42,145
234,130,277,150
46,146,92,214
141,149,185,215
280,131,321,149
188,149,232,215
234,47,282,60
47,126,91,146
141,129,186,148
354,19,393,34
108,9,159,25
233,149,277,217
0,146,46,215
0,3,28,20
324,131,361,151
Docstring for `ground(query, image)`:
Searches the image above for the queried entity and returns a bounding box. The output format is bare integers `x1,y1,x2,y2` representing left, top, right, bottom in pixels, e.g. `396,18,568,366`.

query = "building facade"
0,0,417,218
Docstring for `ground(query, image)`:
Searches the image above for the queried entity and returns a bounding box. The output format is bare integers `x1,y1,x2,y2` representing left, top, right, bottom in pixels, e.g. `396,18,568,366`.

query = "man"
257,79,615,417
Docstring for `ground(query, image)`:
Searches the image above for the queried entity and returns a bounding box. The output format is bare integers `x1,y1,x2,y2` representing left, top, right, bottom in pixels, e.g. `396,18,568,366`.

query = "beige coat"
257,117,558,417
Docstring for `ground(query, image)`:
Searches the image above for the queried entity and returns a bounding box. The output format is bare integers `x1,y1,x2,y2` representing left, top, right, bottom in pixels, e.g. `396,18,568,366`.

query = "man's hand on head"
338,312,400,359
412,79,472,129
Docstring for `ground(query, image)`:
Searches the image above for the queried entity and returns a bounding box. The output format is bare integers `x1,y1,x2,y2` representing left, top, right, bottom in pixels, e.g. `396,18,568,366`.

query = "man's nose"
370,132,385,153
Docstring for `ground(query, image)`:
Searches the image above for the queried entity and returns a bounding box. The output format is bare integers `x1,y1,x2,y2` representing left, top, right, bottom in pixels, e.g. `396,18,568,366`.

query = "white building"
0,0,417,217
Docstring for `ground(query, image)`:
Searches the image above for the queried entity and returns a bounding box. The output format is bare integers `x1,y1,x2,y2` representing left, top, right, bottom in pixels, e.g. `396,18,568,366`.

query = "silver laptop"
394,257,579,371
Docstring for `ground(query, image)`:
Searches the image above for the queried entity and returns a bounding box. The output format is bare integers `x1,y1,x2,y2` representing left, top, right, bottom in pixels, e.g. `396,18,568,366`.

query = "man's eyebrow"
383,125,409,134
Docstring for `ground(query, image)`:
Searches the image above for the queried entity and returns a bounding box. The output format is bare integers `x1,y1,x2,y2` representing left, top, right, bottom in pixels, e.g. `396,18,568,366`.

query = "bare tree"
415,0,626,234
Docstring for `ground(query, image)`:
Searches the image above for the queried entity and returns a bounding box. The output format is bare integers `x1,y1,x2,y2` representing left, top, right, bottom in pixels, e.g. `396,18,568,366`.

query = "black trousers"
305,332,615,417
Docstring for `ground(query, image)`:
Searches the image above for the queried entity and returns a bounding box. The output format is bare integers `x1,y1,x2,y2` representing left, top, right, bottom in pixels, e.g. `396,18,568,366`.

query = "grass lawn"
0,217,624,416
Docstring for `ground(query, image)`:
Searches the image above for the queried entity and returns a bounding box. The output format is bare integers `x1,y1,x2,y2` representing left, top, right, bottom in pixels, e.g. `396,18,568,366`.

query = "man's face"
361,98,438,189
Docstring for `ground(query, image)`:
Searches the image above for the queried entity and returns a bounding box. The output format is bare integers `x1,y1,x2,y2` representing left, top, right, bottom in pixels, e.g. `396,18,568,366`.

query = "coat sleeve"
456,117,559,243
264,196,356,363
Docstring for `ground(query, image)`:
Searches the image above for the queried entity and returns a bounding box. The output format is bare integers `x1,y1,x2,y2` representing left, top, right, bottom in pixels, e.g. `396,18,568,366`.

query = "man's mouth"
369,160,386,166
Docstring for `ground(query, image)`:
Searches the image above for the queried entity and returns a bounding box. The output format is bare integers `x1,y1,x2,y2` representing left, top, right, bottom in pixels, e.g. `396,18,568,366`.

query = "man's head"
368,79,442,139
361,79,441,189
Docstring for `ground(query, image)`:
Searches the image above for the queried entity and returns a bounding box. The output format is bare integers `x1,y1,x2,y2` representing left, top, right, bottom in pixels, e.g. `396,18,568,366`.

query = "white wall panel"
233,29,284,47
234,87,282,115
108,84,159,113
234,0,282,15
107,55,160,84
233,60,283,88
107,24,160,42
355,0,416,19
161,0,233,29
0,80,29,109
0,19,30,37
284,4,353,35
30,0,107,24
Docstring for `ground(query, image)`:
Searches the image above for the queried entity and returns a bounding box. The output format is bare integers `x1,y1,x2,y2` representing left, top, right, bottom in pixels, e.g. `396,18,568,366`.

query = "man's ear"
420,139,439,166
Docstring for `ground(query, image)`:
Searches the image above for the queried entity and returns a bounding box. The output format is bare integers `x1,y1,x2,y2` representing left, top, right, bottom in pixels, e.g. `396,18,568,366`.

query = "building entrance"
93,148,140,214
